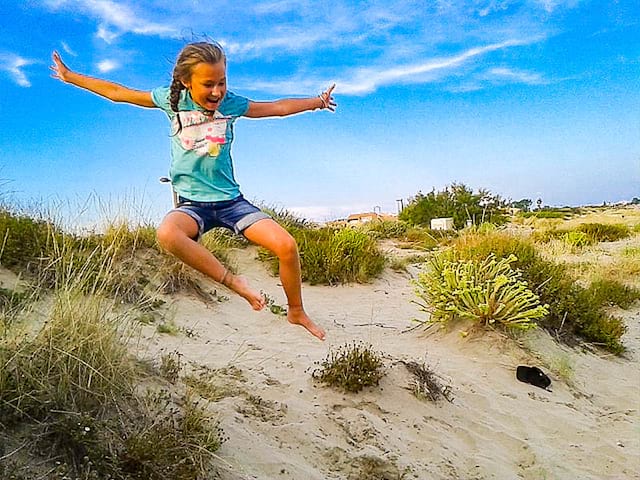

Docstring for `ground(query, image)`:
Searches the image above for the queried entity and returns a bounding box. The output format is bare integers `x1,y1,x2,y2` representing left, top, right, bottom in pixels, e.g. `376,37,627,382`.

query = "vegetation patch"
401,360,454,403
399,183,508,229
586,278,640,309
261,226,386,285
0,292,225,480
577,223,630,243
0,208,63,270
312,342,385,393
440,230,631,353
414,253,547,331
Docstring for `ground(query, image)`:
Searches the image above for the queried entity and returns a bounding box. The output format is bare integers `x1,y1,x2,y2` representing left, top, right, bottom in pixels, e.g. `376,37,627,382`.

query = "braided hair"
169,42,226,134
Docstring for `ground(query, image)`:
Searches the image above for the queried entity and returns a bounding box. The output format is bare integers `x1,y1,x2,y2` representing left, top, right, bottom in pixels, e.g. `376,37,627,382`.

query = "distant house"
346,212,396,226
430,217,454,230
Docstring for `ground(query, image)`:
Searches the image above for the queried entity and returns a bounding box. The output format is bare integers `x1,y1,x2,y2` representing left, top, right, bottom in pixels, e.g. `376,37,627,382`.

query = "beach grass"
0,206,228,479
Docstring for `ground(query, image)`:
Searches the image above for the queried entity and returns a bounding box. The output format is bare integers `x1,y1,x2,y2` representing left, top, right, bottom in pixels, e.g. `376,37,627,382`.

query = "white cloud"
486,67,546,84
253,0,305,15
44,0,178,42
0,53,33,87
96,25,119,44
61,41,77,56
96,59,119,73
341,39,535,94
239,39,532,96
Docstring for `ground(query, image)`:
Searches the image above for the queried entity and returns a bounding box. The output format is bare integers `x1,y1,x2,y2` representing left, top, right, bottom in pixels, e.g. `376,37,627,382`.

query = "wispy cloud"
43,0,178,42
0,53,34,87
221,29,332,58
484,67,546,84
235,40,540,95
345,40,533,94
61,41,77,56
96,59,119,73
253,0,307,15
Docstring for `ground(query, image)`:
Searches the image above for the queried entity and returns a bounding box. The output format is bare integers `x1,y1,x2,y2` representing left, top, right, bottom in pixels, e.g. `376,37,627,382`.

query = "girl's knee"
156,223,175,250
276,234,299,260
157,213,199,251
157,221,189,251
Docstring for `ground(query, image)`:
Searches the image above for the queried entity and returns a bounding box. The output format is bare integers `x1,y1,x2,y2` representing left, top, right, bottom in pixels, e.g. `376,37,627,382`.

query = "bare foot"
225,274,265,311
287,306,326,341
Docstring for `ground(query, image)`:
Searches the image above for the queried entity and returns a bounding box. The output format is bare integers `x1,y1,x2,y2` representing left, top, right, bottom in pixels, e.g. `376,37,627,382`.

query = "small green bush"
414,253,546,330
447,231,538,267
577,223,630,243
312,342,385,393
363,219,409,239
520,256,627,353
563,230,592,248
261,226,386,285
587,279,640,309
0,208,64,269
521,211,567,219
260,204,311,230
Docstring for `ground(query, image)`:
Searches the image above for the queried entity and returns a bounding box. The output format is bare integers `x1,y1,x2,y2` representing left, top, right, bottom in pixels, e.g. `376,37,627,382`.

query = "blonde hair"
169,42,226,131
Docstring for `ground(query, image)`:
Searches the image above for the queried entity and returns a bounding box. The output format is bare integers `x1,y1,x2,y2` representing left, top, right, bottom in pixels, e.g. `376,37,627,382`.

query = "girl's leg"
156,211,265,311
243,218,325,341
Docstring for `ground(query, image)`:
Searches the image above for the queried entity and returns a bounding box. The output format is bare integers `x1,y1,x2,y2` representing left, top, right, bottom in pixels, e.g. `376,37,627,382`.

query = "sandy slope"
136,245,640,480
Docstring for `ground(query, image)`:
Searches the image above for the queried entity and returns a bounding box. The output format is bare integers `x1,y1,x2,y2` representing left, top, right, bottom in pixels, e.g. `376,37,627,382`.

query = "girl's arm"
245,84,336,118
50,51,156,108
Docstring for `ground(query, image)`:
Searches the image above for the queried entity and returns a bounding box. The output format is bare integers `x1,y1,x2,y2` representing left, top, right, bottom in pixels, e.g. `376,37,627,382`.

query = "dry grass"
0,206,230,479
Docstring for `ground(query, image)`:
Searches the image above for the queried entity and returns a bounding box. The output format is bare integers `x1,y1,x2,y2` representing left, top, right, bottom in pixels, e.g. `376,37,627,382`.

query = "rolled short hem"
235,211,271,235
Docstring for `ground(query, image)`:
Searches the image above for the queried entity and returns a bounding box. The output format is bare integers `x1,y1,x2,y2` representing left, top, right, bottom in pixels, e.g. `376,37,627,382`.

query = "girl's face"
183,61,227,111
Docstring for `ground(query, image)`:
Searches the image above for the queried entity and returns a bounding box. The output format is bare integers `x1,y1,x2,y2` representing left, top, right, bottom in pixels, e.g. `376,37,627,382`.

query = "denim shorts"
171,195,271,239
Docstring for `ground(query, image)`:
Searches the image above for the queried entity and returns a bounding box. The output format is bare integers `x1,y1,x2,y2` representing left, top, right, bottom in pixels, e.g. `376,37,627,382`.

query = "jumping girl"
50,42,336,341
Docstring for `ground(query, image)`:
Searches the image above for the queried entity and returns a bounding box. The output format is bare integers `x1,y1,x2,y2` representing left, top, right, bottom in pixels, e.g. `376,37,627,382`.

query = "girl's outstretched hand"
50,51,71,82
319,84,337,112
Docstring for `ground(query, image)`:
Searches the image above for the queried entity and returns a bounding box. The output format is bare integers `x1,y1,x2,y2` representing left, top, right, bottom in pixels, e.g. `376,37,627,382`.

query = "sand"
136,243,640,480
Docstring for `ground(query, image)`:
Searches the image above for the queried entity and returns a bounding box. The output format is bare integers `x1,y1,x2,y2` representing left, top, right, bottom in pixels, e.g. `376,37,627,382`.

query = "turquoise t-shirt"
151,87,250,202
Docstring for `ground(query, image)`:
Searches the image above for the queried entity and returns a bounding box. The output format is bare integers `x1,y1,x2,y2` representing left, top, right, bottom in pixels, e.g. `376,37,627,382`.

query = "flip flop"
516,365,552,390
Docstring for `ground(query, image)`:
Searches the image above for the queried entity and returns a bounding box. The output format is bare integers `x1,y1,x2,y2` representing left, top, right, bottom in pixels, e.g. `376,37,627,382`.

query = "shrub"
414,253,546,330
312,342,385,393
261,226,386,285
519,255,627,353
562,230,592,248
0,291,138,422
440,231,630,353
521,211,567,219
401,360,453,403
260,204,311,230
399,183,509,229
363,219,409,239
1,291,224,479
0,208,64,269
587,279,640,309
577,223,630,243
121,391,224,479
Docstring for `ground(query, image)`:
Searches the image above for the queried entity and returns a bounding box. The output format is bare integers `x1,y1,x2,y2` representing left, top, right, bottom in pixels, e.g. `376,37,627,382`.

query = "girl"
50,42,336,341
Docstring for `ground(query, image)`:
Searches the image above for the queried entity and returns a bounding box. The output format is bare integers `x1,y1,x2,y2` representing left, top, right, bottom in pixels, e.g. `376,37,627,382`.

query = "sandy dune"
137,244,640,480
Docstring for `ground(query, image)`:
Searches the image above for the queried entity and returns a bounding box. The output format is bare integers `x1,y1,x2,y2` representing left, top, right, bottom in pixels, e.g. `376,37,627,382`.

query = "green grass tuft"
312,342,385,393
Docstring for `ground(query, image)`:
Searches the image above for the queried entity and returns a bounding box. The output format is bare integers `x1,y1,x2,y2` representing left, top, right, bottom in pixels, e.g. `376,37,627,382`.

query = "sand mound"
136,245,640,480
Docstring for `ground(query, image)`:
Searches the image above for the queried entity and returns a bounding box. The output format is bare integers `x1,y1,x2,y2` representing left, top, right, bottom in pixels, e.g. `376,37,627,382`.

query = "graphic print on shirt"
173,111,230,157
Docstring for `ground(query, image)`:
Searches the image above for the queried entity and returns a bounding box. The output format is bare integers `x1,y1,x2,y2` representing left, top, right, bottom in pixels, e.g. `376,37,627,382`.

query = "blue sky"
0,0,638,224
